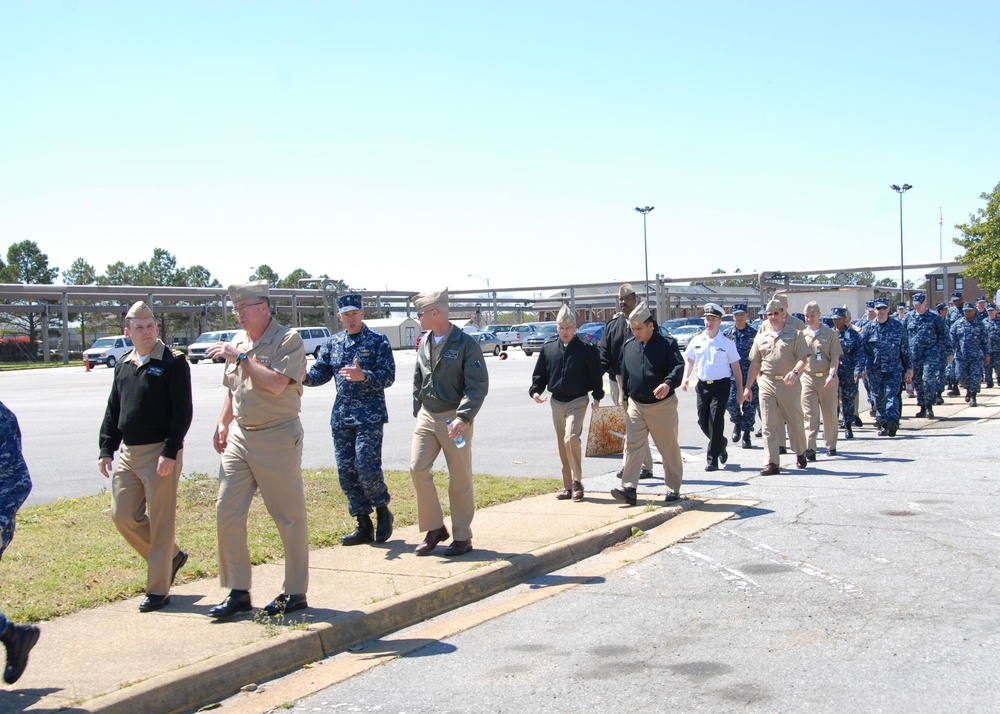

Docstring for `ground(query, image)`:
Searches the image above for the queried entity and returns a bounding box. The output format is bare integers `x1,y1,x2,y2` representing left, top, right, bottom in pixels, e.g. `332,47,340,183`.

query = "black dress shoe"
796,454,807,469
778,446,788,455
755,428,762,438
805,448,816,462
705,461,718,472
171,550,188,585
263,593,308,617
443,539,473,556
720,445,728,464
663,493,682,503
845,425,854,439
208,590,252,619
887,421,898,437
877,426,889,436
854,415,864,427
732,424,742,442
139,594,170,613
759,463,780,476
615,469,624,480
828,447,837,456
415,526,450,556
611,486,637,505
639,469,656,480
2,624,40,685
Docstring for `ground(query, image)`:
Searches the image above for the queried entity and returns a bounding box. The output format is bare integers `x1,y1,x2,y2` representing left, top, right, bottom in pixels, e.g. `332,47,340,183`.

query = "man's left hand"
339,357,366,382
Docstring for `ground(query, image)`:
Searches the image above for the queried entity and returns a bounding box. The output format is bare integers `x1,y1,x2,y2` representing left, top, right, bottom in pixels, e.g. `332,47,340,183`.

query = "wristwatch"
236,352,247,365
792,368,799,376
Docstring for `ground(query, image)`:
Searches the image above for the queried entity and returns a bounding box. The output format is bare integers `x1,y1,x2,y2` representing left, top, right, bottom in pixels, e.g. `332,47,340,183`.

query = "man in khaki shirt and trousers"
410,289,489,557
205,280,310,619
744,298,811,475
801,301,843,460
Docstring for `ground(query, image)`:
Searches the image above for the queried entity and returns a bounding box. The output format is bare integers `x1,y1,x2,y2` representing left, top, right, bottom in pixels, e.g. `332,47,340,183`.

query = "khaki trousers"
111,443,182,596
410,407,475,541
759,375,807,464
802,372,839,451
218,419,309,594
623,397,683,495
618,375,652,471
551,396,588,488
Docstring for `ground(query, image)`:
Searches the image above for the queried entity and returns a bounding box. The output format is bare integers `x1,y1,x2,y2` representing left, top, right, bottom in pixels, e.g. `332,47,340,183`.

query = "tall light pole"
890,184,912,306
634,206,654,305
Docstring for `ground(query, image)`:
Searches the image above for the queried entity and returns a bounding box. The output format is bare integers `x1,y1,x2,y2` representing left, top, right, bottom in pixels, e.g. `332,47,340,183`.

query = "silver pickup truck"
490,323,536,350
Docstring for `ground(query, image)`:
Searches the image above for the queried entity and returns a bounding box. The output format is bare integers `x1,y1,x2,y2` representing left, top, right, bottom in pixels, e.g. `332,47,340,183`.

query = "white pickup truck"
492,324,536,350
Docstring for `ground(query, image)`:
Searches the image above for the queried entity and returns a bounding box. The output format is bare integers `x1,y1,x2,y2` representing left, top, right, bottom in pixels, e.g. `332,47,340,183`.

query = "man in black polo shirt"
530,304,604,501
611,301,685,505
98,301,193,613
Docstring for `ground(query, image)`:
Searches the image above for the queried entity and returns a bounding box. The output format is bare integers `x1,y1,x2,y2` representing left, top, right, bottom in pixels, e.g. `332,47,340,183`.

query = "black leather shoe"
970,394,978,407
796,453,808,469
139,594,170,613
887,421,898,437
845,425,854,439
779,446,788,455
2,624,40,685
877,426,889,436
611,486,637,505
915,407,927,418
755,428,762,438
171,550,188,585
615,469,624,480
869,408,876,418
742,430,752,449
926,406,935,418
828,447,837,456
375,506,394,543
208,590,252,619
854,415,864,427
720,445,728,464
705,461,718,472
805,448,816,462
759,463,780,476
663,493,682,503
415,526,450,556
263,593,308,617
935,396,944,405
443,539,473,556
639,469,656,480
341,514,375,546
732,424,742,442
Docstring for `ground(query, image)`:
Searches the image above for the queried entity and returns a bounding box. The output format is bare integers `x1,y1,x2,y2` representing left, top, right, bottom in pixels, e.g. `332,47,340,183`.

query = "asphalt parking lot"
5,347,714,505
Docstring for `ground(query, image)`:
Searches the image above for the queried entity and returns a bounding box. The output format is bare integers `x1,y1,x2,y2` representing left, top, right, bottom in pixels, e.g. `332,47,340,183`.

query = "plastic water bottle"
905,379,915,397
446,419,466,448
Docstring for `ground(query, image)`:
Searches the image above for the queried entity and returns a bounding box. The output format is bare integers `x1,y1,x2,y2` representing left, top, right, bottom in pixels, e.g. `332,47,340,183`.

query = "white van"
83,335,134,368
187,330,238,364
293,326,332,359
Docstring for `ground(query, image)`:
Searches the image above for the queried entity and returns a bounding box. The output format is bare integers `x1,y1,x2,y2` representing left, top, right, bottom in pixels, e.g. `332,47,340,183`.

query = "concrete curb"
81,503,688,714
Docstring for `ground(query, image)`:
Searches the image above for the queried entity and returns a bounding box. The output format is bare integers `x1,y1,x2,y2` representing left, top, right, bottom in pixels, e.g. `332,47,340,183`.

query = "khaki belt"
238,418,294,432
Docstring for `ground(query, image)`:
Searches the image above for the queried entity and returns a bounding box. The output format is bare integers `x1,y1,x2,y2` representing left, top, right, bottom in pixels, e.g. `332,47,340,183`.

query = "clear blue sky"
2,1,997,295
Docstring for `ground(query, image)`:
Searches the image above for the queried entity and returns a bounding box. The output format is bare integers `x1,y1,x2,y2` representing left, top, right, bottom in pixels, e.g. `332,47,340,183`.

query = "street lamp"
468,274,492,322
634,206,654,305
890,184,912,306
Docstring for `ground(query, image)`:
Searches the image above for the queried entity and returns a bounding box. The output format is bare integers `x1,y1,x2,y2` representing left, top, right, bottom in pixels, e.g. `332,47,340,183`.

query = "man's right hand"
213,423,229,454
98,457,113,479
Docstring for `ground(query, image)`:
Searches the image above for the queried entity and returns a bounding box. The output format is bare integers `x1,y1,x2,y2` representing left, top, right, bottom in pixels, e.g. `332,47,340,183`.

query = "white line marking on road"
672,545,761,592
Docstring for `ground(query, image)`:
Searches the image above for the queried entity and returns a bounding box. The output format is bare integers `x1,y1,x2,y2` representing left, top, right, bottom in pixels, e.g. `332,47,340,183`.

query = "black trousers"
696,378,731,463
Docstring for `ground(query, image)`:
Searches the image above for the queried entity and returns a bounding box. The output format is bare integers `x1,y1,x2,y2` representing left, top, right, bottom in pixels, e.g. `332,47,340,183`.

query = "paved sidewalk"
0,490,751,714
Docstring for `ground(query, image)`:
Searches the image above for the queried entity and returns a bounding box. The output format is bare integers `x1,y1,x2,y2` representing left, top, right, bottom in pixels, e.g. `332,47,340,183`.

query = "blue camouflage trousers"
838,368,858,425
955,357,984,394
332,423,391,516
728,378,758,431
946,356,958,386
986,352,1000,387
1,473,31,562
868,369,903,425
912,356,943,407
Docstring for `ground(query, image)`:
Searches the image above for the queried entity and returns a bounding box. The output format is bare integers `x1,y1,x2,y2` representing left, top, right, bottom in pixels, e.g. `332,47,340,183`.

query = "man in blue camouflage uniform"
860,297,912,436
902,292,949,419
857,300,877,420
945,292,965,395
832,308,861,438
975,296,989,324
950,302,991,407
749,303,767,331
935,303,949,403
305,294,397,545
724,303,757,449
0,402,41,685
984,304,1000,389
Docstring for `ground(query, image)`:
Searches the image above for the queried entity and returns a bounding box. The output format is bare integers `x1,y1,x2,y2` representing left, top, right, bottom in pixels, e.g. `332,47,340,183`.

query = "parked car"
292,326,333,359
579,323,605,345
83,335,134,368
468,331,503,356
660,324,702,349
187,330,238,364
660,317,705,333
522,322,559,356
494,323,536,349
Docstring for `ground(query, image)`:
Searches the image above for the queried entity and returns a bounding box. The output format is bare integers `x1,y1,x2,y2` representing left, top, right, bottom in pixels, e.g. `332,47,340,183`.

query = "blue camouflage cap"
760,303,768,312
873,297,889,309
865,300,875,309
988,303,997,311
935,302,947,311
963,302,976,311
912,292,926,304
977,296,986,302
951,291,963,301
896,302,906,309
831,307,847,318
337,293,363,313
732,302,748,314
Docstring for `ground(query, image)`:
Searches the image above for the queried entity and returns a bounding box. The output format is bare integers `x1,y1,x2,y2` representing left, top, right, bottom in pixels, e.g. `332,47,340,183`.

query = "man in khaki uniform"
744,298,811,475
410,289,489,557
98,301,193,613
205,280,309,619
801,301,843,459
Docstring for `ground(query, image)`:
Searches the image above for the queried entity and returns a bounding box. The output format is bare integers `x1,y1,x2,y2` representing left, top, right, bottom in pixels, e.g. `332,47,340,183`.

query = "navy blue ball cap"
337,293,363,313
873,297,889,309
732,303,748,314
865,300,875,309
831,307,847,318
935,302,947,311
951,291,963,301
912,292,926,305
963,302,976,311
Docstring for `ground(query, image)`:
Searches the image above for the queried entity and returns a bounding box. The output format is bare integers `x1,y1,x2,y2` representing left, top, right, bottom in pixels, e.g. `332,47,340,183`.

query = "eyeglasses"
232,301,265,315
417,309,436,318
765,312,780,317
875,306,890,310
